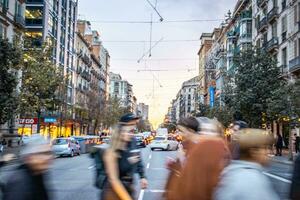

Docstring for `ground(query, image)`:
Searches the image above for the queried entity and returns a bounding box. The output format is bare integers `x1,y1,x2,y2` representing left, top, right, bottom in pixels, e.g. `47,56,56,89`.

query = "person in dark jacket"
290,154,300,200
2,134,53,200
275,134,283,156
102,113,147,200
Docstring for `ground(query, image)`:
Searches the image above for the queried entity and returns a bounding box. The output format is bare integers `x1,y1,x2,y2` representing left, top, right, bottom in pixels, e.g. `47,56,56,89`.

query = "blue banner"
209,87,215,108
44,117,57,123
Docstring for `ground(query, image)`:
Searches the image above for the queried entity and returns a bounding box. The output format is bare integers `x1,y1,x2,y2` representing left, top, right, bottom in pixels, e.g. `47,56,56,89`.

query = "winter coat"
214,160,280,200
172,138,230,200
290,155,300,200
2,164,51,200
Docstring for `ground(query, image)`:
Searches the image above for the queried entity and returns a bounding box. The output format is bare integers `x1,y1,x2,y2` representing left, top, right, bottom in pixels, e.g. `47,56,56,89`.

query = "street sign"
44,117,57,123
18,118,38,125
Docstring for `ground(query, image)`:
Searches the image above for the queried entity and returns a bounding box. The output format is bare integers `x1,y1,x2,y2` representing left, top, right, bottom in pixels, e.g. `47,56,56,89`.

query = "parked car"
101,136,111,144
135,135,146,148
150,136,179,151
52,138,81,157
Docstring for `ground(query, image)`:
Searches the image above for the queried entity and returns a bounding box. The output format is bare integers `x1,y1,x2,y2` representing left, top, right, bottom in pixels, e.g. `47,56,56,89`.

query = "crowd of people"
164,116,300,200
0,114,299,200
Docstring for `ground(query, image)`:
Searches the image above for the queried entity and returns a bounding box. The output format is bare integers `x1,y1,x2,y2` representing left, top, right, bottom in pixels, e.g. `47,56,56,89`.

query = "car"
52,138,81,157
150,136,179,151
135,135,146,148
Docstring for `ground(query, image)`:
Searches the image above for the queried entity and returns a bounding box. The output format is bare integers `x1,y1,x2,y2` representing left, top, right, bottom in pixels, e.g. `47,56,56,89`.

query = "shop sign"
18,118,38,124
44,117,57,123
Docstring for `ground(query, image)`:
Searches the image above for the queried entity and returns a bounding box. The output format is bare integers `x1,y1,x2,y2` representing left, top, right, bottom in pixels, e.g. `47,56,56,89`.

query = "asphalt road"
0,147,294,200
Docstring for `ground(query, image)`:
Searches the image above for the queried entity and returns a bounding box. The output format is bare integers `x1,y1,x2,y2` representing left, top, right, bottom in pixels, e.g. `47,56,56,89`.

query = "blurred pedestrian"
2,134,53,200
275,134,283,156
290,154,300,200
293,133,300,154
169,118,230,200
230,120,248,160
101,113,147,200
165,117,199,200
214,129,279,200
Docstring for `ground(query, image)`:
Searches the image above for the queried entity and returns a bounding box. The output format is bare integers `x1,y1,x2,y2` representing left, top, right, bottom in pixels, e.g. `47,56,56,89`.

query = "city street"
1,147,293,200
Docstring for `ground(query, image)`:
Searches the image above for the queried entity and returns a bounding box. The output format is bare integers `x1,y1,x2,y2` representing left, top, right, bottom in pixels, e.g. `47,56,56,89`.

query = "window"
25,6,43,26
263,33,268,45
294,40,298,58
271,22,277,38
15,1,23,17
282,47,287,66
0,24,6,38
281,15,287,42
294,5,298,26
282,0,286,11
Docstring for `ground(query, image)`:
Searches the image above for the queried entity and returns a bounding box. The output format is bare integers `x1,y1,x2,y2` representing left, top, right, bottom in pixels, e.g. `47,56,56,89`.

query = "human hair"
109,125,125,152
178,117,199,132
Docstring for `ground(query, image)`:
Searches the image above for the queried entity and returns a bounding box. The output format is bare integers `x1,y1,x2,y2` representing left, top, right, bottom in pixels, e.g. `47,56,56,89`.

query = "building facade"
0,0,25,40
109,72,134,110
0,0,25,133
24,0,78,136
137,103,149,121
170,76,200,121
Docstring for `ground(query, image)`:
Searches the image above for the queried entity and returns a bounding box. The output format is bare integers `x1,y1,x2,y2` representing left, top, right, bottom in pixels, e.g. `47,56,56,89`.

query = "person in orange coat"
168,117,230,200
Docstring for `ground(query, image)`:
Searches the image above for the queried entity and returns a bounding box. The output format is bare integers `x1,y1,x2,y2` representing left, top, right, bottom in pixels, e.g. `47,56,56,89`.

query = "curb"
268,155,293,165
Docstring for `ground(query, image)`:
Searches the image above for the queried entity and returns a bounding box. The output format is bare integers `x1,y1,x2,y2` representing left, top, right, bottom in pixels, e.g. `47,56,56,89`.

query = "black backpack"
90,145,108,189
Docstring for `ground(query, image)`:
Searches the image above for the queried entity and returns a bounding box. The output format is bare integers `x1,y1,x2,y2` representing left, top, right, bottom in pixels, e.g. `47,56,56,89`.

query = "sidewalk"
268,154,293,165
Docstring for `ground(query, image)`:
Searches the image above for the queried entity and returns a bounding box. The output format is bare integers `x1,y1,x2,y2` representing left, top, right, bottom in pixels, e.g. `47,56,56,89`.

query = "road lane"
139,148,177,200
0,147,294,200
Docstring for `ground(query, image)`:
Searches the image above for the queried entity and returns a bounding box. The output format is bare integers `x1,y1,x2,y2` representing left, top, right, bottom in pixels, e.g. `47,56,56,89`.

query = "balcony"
14,14,25,27
289,56,300,73
240,33,252,43
81,54,92,67
81,71,91,82
257,0,268,8
267,7,278,23
240,10,252,21
265,37,279,52
26,0,43,4
258,17,267,32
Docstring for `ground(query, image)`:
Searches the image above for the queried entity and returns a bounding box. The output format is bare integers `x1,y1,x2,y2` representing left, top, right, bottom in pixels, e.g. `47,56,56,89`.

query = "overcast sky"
78,0,237,128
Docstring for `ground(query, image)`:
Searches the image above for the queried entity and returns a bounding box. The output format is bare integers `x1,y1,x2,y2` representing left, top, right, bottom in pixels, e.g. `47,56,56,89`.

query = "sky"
78,0,237,128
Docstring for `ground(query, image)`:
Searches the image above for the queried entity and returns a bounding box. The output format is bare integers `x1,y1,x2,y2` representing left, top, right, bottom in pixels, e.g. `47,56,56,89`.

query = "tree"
86,91,104,134
137,119,152,132
19,42,64,133
0,38,21,126
101,97,127,128
223,47,282,128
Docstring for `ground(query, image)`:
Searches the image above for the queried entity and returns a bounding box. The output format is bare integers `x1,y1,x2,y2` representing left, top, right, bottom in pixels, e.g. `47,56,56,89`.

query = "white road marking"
148,167,166,170
138,189,145,200
263,172,292,183
146,163,150,169
149,154,152,160
88,165,95,169
147,189,165,193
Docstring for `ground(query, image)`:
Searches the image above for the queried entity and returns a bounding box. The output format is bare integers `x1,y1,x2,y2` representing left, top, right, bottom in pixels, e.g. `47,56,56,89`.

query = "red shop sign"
18,118,38,125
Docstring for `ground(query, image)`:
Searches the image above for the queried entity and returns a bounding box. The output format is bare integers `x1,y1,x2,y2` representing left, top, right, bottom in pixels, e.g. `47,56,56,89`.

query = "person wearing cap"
168,117,230,200
101,113,147,200
214,129,280,200
2,134,53,200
